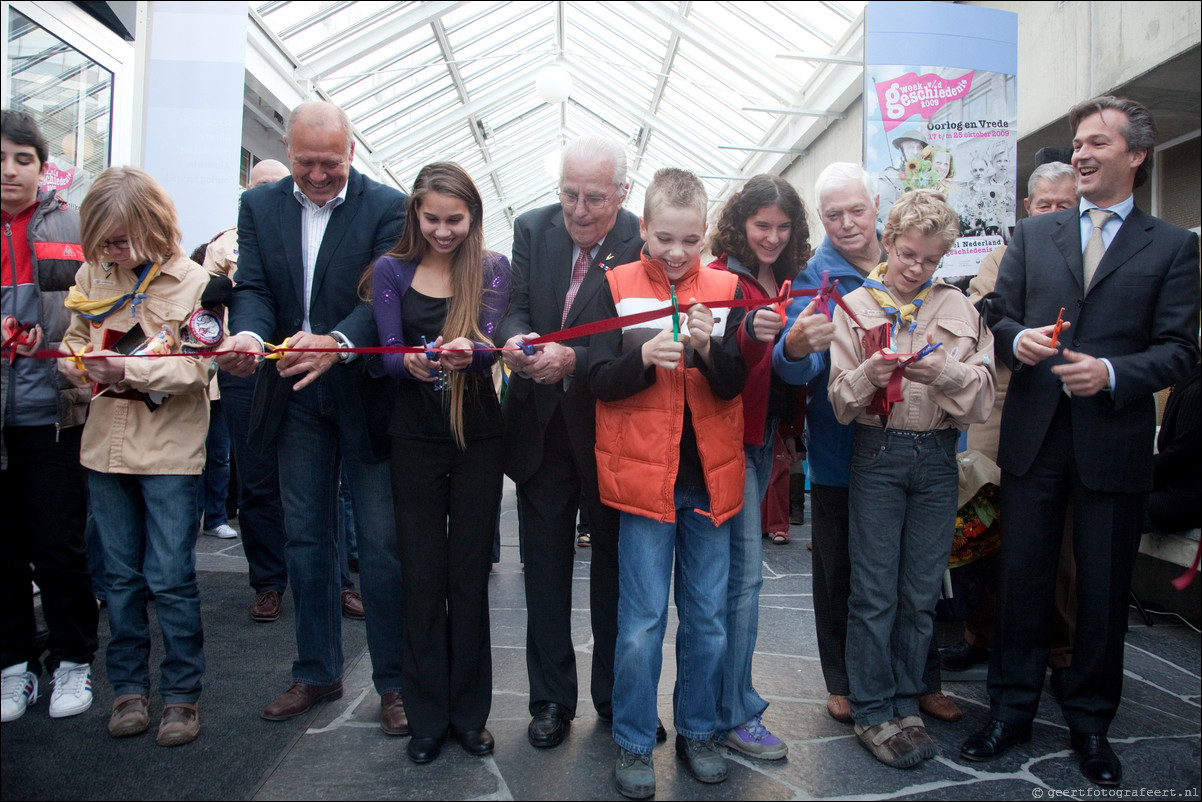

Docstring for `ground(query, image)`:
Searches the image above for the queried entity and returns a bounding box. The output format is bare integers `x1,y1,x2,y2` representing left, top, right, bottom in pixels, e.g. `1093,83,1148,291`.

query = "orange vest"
594,257,745,525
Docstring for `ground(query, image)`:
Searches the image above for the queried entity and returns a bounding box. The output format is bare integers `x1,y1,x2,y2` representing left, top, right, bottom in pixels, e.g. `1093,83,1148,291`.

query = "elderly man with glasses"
498,135,643,749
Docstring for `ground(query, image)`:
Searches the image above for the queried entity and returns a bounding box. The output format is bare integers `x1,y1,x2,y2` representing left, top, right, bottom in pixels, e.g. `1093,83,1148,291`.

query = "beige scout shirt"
829,279,996,432
62,252,212,475
965,245,1010,462
203,227,238,280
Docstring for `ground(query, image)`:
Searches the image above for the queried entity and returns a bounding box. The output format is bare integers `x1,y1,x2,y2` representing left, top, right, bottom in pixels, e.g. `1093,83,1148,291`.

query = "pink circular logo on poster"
39,162,75,193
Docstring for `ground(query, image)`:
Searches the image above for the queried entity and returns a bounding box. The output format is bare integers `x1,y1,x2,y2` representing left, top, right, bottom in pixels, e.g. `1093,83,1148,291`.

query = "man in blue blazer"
219,101,409,733
497,135,643,747
962,96,1199,787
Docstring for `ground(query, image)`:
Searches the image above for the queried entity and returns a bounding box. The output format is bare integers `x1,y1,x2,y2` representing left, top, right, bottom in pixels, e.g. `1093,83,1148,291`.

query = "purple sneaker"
723,715,788,760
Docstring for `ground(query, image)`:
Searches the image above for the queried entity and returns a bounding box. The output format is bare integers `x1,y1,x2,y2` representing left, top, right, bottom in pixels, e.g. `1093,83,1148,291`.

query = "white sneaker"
202,524,238,539
49,661,93,719
1,663,38,723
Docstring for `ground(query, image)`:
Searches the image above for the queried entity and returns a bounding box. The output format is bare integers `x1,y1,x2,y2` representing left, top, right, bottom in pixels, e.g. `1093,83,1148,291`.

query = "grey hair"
561,134,628,189
1068,95,1156,189
286,101,353,155
1027,162,1077,198
814,162,875,213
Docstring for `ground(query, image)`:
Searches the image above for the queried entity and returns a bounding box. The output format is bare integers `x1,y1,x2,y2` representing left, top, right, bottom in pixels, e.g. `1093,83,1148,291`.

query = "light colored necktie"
1083,208,1113,290
561,247,593,326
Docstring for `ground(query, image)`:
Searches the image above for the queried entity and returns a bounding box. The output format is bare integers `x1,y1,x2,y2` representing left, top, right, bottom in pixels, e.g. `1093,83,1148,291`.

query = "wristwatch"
330,331,352,363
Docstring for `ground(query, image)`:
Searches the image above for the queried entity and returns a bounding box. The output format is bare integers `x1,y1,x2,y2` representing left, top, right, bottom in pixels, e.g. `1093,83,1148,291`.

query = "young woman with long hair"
369,162,509,764
705,174,810,760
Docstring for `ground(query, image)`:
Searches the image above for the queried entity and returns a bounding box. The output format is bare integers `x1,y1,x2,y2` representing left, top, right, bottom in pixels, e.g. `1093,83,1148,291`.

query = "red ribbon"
13,280,862,361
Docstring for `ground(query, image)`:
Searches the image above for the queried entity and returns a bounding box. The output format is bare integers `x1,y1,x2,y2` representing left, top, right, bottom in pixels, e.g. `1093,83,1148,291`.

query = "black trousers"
812,482,941,697
1,424,98,673
220,370,287,594
391,435,502,738
517,407,620,718
989,396,1143,734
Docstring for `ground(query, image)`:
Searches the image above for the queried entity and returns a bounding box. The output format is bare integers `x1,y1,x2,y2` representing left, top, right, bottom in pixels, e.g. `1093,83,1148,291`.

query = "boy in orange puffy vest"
589,168,749,798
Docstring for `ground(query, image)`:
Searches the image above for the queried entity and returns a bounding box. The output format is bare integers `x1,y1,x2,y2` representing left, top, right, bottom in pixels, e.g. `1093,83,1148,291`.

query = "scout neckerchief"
65,260,160,324
862,262,932,338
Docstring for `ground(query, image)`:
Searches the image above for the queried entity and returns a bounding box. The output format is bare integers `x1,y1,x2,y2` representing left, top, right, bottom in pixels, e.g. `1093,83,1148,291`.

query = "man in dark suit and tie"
218,101,410,734
497,135,643,748
961,96,1199,786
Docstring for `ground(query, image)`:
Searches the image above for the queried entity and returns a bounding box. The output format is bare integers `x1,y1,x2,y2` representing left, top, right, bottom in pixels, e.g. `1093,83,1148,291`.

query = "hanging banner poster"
864,2,1018,283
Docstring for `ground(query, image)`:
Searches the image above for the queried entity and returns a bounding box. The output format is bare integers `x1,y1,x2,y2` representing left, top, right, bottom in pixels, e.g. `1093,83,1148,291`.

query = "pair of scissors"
263,337,292,360
1049,307,1066,350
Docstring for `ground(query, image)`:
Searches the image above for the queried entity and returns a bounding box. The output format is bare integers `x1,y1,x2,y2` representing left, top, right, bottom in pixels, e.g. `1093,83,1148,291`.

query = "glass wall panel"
5,8,113,206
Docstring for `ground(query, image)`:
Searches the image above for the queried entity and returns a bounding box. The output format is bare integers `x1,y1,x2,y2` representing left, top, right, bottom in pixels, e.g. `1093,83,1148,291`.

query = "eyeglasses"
557,190,616,211
103,238,130,251
893,247,943,271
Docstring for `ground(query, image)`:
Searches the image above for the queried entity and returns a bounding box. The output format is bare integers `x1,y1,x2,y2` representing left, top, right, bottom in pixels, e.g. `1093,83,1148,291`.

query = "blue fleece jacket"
772,237,871,487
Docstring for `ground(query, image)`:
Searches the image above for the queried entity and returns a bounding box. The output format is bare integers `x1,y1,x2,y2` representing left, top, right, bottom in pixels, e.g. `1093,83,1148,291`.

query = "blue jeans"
275,380,404,693
89,472,204,703
197,400,231,529
846,427,957,727
612,486,730,755
717,436,774,732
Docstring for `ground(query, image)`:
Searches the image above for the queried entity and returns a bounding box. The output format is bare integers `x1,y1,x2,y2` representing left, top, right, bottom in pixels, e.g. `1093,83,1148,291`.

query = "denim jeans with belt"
89,471,204,703
612,485,730,755
717,434,774,733
845,426,957,728
275,380,404,694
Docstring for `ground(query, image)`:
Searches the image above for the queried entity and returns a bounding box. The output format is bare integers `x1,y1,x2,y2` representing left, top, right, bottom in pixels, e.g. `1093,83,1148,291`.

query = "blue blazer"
990,204,1199,492
229,167,407,460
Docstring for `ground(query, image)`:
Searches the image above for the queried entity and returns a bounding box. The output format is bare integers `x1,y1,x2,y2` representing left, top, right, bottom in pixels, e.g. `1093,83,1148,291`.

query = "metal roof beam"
627,0,795,102
374,68,536,162
632,0,689,174
299,1,468,82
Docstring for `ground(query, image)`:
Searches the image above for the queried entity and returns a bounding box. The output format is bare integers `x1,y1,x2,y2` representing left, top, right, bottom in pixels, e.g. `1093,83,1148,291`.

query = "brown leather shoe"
251,591,282,623
826,694,853,723
108,694,150,737
919,691,963,722
262,681,343,721
341,589,365,620
380,692,409,736
157,702,199,747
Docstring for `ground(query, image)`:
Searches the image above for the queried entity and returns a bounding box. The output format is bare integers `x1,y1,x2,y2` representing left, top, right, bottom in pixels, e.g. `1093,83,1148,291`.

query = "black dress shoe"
1072,733,1121,787
407,736,443,764
960,718,1032,762
529,702,569,748
656,718,667,743
939,640,990,673
458,728,495,756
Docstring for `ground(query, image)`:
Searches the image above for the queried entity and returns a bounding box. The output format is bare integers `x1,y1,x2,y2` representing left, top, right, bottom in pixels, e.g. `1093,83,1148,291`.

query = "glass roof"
254,1,865,255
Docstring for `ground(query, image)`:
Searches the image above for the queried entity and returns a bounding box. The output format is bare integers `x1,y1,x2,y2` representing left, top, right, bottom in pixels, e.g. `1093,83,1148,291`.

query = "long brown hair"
390,162,489,448
708,174,811,279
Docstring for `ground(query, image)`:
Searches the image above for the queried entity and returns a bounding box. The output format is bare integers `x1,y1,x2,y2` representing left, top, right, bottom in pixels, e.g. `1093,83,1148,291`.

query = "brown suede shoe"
157,703,199,747
251,591,282,623
380,692,409,736
341,589,365,620
897,715,938,760
919,691,963,722
854,720,921,769
262,681,343,721
826,694,853,724
108,694,150,737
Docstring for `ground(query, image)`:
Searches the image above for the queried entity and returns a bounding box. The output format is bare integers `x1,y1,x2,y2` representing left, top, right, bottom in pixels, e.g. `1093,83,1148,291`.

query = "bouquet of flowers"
949,481,1001,568
899,157,939,192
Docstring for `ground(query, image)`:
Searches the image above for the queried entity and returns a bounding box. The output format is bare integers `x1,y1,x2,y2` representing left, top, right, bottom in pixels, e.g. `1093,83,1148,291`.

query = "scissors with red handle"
1049,307,1066,350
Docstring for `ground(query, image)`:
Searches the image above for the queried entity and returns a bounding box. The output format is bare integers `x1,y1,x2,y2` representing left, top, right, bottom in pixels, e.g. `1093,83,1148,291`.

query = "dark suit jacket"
991,205,1199,492
496,204,643,483
229,168,407,461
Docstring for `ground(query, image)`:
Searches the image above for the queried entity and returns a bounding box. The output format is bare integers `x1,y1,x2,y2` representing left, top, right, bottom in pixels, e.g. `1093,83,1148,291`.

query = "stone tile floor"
197,479,1200,800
